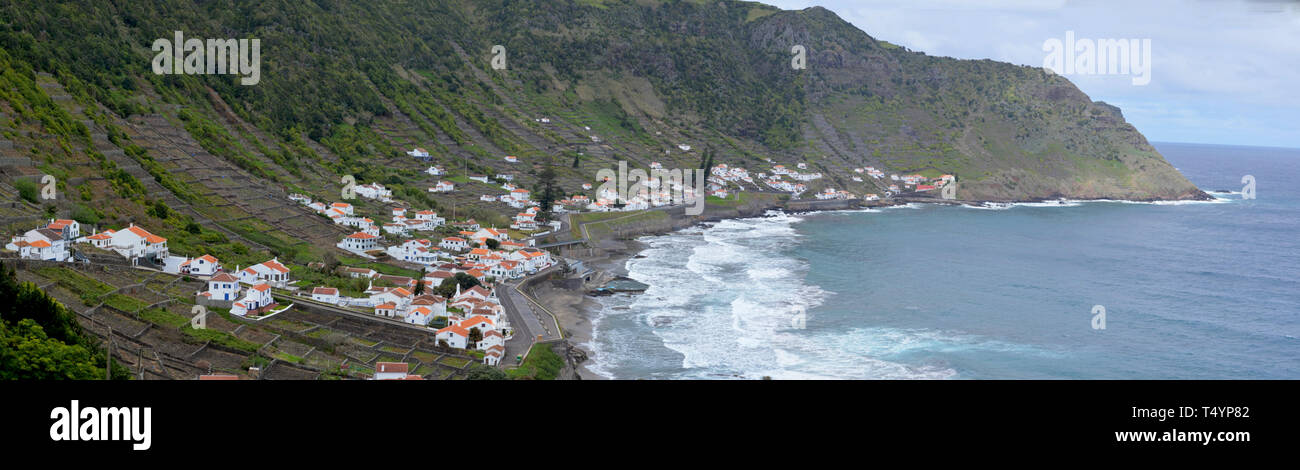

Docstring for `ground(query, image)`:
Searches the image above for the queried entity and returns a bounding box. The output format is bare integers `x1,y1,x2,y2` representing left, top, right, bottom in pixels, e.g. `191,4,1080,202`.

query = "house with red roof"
230,282,276,317
180,254,221,277
238,258,291,288
435,324,469,349
46,219,80,239
338,231,380,253
82,224,168,262
373,362,415,380
6,227,69,261
311,286,339,304
439,237,468,251
199,272,241,302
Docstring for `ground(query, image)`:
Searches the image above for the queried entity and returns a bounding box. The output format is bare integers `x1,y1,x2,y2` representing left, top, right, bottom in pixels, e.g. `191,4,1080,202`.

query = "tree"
0,262,128,380
0,319,100,380
536,156,562,220
485,238,500,250
14,179,38,203
434,272,481,298
468,327,483,347
413,268,426,295
466,364,508,380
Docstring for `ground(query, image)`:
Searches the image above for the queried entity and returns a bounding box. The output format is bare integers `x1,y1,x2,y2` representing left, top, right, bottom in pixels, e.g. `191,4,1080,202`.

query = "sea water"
586,142,1300,379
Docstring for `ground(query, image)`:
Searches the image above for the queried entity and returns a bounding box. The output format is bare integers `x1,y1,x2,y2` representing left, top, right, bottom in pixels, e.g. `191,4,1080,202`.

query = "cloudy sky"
764,0,1300,148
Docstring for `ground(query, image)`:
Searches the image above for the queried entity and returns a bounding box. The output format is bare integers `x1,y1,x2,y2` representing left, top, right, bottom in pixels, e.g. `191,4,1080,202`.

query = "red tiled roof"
210,273,238,282
375,362,408,374
437,325,469,337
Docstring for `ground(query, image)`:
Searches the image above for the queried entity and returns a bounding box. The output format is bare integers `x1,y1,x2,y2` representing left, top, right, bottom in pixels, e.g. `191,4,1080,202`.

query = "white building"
238,258,291,288
199,273,240,302
311,286,340,304
179,254,221,276
230,283,275,317
439,237,468,251
339,232,380,253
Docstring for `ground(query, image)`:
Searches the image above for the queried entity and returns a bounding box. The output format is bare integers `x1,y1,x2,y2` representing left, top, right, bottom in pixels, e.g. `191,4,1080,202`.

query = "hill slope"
0,0,1205,253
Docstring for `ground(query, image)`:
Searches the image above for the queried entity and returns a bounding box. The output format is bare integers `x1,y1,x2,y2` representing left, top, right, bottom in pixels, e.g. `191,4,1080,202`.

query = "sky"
762,0,1300,148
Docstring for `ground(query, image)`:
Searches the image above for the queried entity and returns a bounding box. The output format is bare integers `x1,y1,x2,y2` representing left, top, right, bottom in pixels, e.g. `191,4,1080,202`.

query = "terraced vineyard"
7,260,477,380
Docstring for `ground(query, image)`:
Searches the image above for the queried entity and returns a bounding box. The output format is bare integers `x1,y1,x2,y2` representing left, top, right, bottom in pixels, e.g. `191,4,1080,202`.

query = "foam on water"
585,211,1055,379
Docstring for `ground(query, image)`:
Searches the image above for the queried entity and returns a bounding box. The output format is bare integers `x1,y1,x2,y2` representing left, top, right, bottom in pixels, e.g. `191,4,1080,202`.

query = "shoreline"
538,190,1225,379
533,237,644,380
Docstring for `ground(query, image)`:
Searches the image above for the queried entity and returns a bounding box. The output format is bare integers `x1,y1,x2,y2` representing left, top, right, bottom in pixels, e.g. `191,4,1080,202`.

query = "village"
3,138,956,378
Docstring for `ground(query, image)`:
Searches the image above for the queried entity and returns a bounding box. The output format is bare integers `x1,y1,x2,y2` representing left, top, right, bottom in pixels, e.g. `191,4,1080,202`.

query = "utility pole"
105,327,112,380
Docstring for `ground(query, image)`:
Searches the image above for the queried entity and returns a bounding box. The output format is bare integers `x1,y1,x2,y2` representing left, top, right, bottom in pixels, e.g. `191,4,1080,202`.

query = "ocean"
584,142,1300,379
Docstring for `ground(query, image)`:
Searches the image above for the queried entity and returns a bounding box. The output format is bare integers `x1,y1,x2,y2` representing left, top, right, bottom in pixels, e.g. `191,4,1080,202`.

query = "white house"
374,302,400,318
339,232,380,253
238,258,291,288
230,283,275,317
354,183,393,202
460,316,496,338
407,148,430,159
382,223,409,236
425,165,445,176
179,254,221,276
471,228,508,244
329,202,354,216
435,324,469,349
46,219,80,239
483,343,505,366
311,286,340,304
469,175,489,183
7,228,68,261
413,210,444,227
439,237,468,251
431,181,455,193
504,155,518,163
199,273,241,302
84,224,169,262
404,306,436,326
374,362,414,380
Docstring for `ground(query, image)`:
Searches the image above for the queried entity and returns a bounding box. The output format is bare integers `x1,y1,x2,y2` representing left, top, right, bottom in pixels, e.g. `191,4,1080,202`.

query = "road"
496,263,566,365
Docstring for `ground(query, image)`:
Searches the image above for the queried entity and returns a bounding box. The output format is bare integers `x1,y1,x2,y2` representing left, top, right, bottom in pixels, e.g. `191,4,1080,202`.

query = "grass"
139,307,189,328
182,325,261,352
274,352,304,363
414,364,439,377
505,343,565,380
438,356,470,368
35,266,115,299
705,190,756,207
348,337,378,347
337,256,422,278
102,293,150,313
